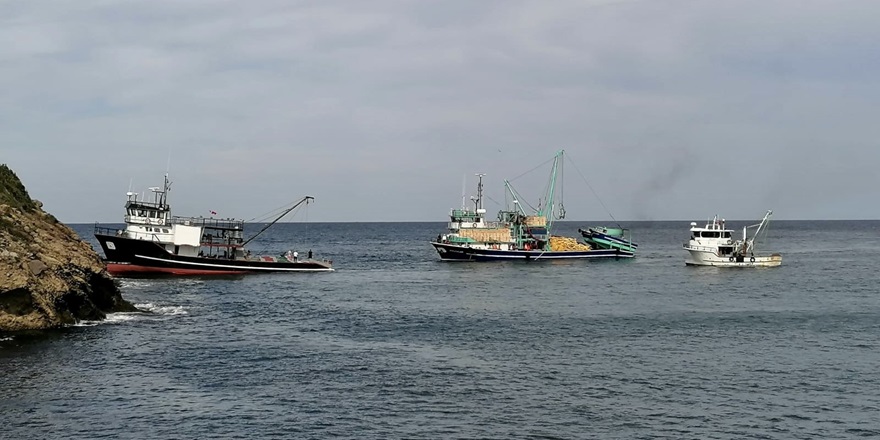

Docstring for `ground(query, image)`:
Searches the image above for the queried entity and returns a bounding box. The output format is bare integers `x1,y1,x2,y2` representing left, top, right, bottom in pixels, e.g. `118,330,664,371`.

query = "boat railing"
94,224,124,236
171,216,244,230
451,209,479,218
684,243,718,253
124,215,168,225
126,200,168,210
94,224,167,243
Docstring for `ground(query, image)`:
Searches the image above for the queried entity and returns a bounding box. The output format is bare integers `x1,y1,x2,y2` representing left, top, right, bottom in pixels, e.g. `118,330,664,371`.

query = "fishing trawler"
94,175,333,275
430,150,635,261
683,210,782,267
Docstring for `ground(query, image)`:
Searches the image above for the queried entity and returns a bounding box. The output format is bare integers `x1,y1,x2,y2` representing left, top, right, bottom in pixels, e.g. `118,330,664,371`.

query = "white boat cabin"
117,179,245,259
687,216,738,257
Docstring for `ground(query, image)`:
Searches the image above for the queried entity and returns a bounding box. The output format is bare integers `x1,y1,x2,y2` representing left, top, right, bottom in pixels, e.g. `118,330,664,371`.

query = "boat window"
163,229,169,233
723,232,731,238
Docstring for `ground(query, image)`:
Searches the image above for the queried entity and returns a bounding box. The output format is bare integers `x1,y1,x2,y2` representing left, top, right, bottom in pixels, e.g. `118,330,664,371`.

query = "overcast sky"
3,0,879,222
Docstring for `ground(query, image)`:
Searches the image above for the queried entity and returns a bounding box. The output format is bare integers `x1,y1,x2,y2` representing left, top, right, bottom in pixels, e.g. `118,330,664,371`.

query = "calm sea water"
2,220,880,439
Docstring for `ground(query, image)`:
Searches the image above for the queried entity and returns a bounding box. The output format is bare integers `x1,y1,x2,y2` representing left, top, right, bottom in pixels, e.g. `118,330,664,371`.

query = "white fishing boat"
683,210,782,267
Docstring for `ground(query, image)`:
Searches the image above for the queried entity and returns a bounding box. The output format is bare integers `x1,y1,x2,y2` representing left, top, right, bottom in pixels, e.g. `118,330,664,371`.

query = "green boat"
578,226,638,253
430,150,636,261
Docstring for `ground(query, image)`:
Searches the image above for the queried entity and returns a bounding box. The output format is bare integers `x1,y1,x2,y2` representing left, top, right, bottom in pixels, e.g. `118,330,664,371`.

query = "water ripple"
2,221,880,438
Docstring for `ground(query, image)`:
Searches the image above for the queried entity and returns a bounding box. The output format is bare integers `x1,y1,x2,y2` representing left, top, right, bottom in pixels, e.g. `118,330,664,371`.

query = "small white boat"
683,210,782,267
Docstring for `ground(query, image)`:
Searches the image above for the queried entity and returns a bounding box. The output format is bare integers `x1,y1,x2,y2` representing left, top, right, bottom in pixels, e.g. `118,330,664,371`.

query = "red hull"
106,263,250,276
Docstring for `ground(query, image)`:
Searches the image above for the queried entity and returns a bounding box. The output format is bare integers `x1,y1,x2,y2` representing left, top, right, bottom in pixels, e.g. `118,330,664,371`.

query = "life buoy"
728,256,734,262
750,256,756,263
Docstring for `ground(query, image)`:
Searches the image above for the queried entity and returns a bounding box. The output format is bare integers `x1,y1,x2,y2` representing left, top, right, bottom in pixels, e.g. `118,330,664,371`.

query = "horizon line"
67,218,880,224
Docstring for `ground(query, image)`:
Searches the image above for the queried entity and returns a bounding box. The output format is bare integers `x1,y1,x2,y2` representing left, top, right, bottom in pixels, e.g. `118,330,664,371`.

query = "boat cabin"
110,176,248,259
121,182,173,243
688,216,737,256
449,208,488,229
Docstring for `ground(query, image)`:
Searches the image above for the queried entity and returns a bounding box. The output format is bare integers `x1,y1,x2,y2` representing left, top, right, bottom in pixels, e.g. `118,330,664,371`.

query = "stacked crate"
523,216,546,227
457,228,512,243
549,236,592,251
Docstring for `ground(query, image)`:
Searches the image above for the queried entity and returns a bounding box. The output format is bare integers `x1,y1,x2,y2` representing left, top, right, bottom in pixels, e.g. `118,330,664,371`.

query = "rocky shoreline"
1,164,136,332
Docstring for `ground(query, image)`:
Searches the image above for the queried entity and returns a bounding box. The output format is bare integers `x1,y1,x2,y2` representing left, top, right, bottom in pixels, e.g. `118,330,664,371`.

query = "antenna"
475,173,485,211
461,174,467,209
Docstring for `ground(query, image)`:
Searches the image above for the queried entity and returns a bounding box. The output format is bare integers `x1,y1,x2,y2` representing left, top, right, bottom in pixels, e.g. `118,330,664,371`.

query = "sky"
2,0,880,222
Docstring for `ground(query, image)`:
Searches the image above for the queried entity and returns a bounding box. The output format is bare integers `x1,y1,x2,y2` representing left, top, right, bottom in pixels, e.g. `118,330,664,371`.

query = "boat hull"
95,233,333,276
431,242,634,261
579,228,638,253
684,250,782,268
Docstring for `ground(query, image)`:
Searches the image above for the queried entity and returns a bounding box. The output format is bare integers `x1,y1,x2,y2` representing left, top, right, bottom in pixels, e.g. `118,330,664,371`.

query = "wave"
135,303,188,316
69,303,187,327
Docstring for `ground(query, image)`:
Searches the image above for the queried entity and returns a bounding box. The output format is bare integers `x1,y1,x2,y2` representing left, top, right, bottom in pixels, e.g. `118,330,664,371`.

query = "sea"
2,220,880,439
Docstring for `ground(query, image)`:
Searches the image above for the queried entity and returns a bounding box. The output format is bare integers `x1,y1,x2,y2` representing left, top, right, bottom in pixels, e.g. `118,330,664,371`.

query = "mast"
461,174,467,210
241,196,313,247
748,210,773,254
475,173,485,211
504,180,527,216
543,150,563,232
753,210,772,238
160,174,170,208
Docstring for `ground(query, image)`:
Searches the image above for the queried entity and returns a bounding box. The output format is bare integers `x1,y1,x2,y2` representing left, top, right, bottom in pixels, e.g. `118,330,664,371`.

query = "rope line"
565,153,620,228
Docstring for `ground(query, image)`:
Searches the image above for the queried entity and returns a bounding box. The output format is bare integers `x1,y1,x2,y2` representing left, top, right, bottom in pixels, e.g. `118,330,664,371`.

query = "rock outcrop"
1,164,136,331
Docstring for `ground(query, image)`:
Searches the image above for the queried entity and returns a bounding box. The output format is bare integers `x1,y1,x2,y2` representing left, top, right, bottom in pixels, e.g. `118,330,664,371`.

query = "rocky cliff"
0,164,136,331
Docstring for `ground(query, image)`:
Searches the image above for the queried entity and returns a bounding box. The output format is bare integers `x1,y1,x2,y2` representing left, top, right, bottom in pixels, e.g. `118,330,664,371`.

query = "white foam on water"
117,279,152,289
0,336,13,342
71,313,139,327
135,303,188,316
68,303,187,327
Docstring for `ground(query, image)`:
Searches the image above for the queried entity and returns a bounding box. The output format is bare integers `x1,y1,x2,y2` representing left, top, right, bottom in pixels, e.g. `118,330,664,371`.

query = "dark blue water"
2,221,880,439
